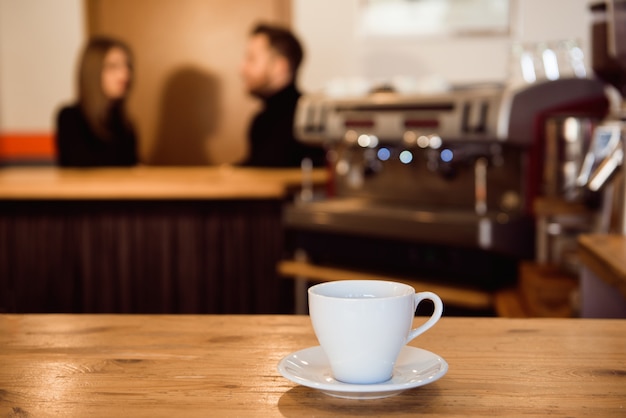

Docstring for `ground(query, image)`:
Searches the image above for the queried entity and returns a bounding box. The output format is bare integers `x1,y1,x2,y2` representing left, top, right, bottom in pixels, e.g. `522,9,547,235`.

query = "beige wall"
0,0,84,132
87,0,290,165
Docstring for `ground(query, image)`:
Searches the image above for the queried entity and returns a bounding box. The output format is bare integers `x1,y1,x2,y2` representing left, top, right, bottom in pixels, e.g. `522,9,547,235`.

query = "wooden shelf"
277,259,494,311
533,196,592,217
494,288,529,318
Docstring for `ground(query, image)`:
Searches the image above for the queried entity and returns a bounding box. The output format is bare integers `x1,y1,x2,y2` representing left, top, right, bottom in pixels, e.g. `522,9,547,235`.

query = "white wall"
294,0,594,92
0,0,84,132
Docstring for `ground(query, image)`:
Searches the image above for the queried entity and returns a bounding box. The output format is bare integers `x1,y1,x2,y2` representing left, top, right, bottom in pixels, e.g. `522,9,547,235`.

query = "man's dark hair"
252,23,304,80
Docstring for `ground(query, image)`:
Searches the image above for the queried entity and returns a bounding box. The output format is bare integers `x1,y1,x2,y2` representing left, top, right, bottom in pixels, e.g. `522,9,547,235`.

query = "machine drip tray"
284,198,535,259
284,198,535,292
285,229,521,292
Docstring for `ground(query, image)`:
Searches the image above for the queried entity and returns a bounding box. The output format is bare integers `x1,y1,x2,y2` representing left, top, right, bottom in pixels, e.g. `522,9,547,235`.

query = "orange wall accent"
0,133,56,160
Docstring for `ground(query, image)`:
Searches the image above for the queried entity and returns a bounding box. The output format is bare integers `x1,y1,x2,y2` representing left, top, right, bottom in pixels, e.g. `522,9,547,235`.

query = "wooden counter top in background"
0,166,328,200
579,234,626,297
0,166,328,314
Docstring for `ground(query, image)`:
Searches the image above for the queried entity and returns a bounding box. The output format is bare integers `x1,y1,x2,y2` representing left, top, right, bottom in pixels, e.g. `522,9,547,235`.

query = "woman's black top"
55,104,138,167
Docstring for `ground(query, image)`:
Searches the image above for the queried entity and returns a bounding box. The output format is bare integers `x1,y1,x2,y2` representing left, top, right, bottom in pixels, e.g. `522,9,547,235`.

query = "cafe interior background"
0,0,624,317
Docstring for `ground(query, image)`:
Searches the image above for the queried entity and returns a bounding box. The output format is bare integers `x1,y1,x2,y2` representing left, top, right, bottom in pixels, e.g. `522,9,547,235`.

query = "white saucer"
277,345,448,399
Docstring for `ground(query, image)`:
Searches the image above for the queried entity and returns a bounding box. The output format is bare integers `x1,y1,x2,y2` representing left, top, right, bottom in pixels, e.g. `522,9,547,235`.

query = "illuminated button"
403,131,417,146
368,135,379,148
344,130,358,144
336,159,349,175
377,147,391,161
429,135,442,149
399,150,413,164
357,134,371,147
417,135,430,148
440,149,453,162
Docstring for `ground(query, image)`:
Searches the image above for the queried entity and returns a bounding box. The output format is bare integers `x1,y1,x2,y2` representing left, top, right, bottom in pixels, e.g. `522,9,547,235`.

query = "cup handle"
406,291,443,343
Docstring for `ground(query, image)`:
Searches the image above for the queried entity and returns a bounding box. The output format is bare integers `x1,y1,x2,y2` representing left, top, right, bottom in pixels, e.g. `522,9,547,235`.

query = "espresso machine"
580,0,626,234
283,76,611,296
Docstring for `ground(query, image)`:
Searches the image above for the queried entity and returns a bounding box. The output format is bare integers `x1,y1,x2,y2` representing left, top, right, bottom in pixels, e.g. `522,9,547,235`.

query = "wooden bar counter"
578,234,626,297
1,314,625,417
0,166,327,200
0,167,327,314
578,234,626,317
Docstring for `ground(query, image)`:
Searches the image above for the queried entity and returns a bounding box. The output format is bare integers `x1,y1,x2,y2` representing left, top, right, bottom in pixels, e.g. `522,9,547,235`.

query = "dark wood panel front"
0,199,288,314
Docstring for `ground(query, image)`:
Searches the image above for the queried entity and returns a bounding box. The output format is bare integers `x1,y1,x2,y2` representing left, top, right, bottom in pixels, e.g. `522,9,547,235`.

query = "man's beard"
248,85,274,99
246,73,281,99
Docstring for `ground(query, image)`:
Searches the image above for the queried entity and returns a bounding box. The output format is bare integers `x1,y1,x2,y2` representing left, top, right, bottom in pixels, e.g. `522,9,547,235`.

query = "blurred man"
240,23,325,167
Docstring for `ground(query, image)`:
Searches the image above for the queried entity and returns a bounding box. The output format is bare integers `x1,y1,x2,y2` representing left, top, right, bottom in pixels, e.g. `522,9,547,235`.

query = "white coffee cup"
308,280,443,384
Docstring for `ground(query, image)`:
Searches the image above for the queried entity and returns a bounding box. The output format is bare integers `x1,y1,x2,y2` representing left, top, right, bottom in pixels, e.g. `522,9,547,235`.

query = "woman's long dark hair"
78,36,134,140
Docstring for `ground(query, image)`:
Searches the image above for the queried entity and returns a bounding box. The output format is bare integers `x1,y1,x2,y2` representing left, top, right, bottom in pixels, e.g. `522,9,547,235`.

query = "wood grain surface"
0,166,328,200
1,315,625,417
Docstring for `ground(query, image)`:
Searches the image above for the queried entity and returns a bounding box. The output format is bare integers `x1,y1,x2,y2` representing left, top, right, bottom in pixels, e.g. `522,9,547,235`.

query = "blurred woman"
55,36,138,166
